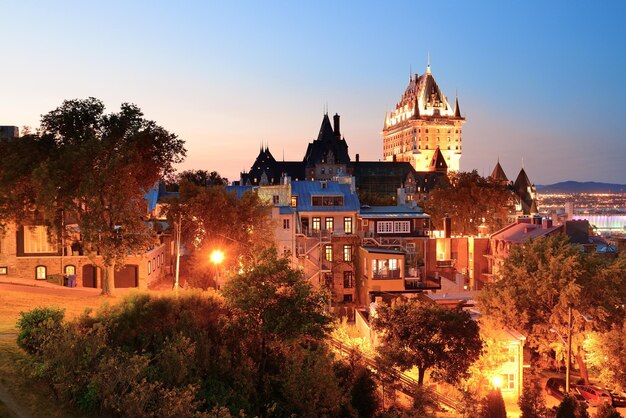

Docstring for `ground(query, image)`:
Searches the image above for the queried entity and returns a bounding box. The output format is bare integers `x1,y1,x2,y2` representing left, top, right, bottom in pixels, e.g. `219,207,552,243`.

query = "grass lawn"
0,284,145,418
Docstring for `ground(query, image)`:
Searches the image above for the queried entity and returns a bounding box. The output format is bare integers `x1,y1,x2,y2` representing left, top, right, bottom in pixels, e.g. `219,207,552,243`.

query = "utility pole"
566,305,572,393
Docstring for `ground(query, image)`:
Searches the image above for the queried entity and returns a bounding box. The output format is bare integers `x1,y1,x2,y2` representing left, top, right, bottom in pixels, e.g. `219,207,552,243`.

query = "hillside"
537,181,626,194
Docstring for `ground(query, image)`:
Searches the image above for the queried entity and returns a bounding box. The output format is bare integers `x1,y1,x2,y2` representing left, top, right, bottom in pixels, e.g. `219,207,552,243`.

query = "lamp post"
210,249,225,290
173,212,182,290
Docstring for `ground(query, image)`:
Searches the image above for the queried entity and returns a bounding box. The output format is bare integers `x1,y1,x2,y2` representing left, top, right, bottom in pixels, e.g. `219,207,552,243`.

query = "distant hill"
536,181,626,194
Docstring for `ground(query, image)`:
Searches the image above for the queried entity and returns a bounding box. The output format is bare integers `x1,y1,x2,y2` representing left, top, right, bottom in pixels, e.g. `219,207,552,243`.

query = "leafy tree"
480,388,507,418
479,235,626,382
555,395,590,418
166,178,272,289
166,169,228,191
372,298,482,385
0,98,185,295
519,374,549,418
221,247,333,415
422,170,514,235
584,322,626,392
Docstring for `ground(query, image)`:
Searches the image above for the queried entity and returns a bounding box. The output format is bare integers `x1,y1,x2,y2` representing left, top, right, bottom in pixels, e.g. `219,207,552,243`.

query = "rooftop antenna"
282,148,285,162
409,64,412,80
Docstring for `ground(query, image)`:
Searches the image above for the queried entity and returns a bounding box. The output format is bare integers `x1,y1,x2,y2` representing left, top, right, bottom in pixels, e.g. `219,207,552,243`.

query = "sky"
1,1,625,184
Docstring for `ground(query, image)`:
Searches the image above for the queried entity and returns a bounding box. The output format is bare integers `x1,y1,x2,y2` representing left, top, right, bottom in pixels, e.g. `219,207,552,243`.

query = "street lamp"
550,306,592,393
210,249,225,289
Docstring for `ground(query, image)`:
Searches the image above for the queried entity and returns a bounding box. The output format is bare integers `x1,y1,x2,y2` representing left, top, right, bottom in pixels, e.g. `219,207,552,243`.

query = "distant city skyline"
1,1,625,184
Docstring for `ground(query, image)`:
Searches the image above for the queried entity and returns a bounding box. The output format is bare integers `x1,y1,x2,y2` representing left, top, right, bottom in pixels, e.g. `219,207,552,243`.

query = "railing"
436,259,455,268
373,269,401,279
404,277,441,290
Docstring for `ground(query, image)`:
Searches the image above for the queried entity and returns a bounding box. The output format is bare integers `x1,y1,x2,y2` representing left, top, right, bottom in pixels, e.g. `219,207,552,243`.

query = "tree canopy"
0,98,186,294
479,234,626,381
422,170,514,235
372,298,482,385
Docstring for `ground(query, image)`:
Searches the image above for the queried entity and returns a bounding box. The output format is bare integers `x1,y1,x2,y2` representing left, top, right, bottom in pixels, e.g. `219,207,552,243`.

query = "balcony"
373,269,401,279
404,276,441,290
436,259,455,268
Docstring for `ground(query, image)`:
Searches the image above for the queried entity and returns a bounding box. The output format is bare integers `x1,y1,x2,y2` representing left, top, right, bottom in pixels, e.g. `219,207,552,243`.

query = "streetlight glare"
210,250,225,265
492,375,502,389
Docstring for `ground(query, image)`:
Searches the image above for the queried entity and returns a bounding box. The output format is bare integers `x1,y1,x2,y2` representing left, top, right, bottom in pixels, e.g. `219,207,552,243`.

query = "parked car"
545,378,586,403
574,385,613,407
606,390,626,407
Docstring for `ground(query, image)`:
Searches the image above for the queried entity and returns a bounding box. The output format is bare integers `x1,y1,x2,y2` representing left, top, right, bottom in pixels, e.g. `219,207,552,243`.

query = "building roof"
513,168,538,215
226,185,254,199
361,246,406,255
303,114,350,166
279,206,295,215
240,147,306,185
351,161,445,196
490,221,562,243
429,147,448,172
490,161,508,182
359,204,430,219
290,181,360,212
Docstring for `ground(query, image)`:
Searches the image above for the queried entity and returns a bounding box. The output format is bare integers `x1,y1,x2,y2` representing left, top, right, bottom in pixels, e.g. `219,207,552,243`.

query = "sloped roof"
490,161,508,182
291,181,360,212
454,96,462,118
513,168,538,215
430,147,448,171
303,114,350,166
490,222,562,243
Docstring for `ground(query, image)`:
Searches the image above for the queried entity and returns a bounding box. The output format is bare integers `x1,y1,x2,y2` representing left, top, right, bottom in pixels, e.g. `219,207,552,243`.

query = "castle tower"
382,60,465,172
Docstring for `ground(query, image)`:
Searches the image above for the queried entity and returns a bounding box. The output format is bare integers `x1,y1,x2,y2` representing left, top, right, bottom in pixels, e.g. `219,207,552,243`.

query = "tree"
0,98,185,295
372,298,482,385
165,178,272,289
593,403,623,418
166,169,228,191
555,395,590,418
479,235,626,382
422,170,513,235
584,322,626,392
480,388,507,418
518,374,549,418
221,247,333,415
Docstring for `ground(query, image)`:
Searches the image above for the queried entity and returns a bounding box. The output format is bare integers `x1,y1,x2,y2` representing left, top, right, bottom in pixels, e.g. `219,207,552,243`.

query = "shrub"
593,403,623,418
481,388,507,418
16,306,65,355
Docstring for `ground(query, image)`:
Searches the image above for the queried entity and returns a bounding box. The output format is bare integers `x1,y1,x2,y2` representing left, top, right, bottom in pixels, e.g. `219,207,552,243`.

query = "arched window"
65,265,76,275
35,265,47,280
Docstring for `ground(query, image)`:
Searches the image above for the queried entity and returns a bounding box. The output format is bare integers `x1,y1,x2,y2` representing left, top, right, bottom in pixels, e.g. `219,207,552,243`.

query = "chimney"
542,217,553,229
393,154,397,162
355,153,360,162
333,113,340,139
532,215,542,225
517,216,530,224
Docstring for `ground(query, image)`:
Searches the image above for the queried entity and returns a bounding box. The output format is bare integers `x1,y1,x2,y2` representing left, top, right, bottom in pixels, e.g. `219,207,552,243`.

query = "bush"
593,403,623,418
16,306,65,355
555,395,590,418
481,388,507,418
519,377,548,418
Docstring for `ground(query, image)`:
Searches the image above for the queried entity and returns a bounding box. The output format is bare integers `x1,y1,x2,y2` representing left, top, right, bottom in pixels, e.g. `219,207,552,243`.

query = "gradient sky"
2,1,625,184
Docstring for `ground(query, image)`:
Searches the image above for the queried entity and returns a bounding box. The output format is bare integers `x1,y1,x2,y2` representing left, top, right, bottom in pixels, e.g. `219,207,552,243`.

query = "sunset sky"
1,1,625,184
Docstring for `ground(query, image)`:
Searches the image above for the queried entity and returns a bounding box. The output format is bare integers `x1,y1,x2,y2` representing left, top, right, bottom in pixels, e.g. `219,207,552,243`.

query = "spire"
409,64,412,80
454,95,462,118
426,51,431,74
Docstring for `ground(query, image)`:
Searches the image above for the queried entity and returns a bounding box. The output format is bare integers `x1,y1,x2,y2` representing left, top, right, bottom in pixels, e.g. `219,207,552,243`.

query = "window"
377,221,393,233
312,217,321,231
324,245,333,262
311,195,344,206
344,217,353,234
272,195,279,204
35,265,47,280
501,374,515,390
343,271,353,288
291,196,298,207
325,217,334,231
394,221,411,233
64,265,76,275
0,267,7,275
343,294,353,302
343,245,352,262
157,255,160,268
24,226,57,253
283,219,290,229
148,261,152,275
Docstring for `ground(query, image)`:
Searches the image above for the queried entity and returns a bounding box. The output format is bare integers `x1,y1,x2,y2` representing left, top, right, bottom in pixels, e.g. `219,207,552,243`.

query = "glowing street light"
210,250,225,290
491,375,502,389
210,250,225,265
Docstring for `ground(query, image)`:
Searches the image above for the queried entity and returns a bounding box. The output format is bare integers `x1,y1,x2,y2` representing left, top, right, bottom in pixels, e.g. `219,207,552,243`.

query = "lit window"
157,256,160,268
312,217,321,231
501,374,515,390
64,265,76,275
324,245,333,261
283,219,290,229
24,226,58,253
325,217,334,231
35,265,47,280
393,221,411,233
0,267,7,275
291,196,298,207
148,261,152,275
344,217,353,234
343,245,352,262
